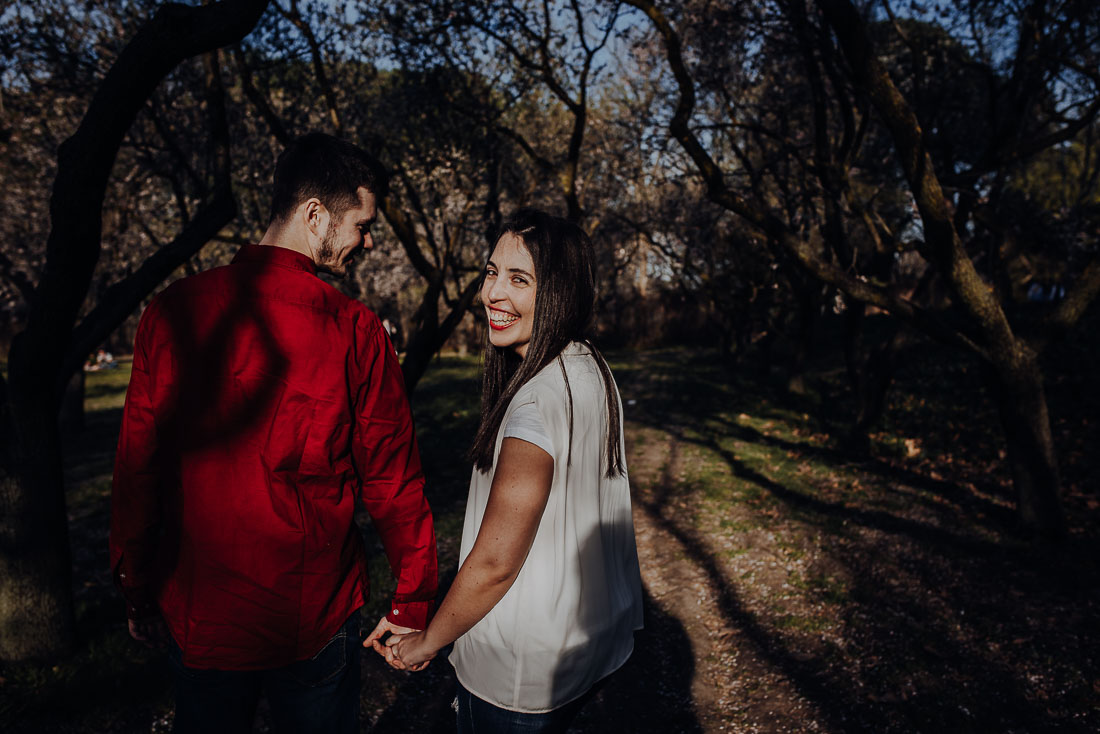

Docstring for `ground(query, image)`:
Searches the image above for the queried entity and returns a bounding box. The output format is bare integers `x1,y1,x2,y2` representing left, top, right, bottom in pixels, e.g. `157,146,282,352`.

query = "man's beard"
315,220,352,278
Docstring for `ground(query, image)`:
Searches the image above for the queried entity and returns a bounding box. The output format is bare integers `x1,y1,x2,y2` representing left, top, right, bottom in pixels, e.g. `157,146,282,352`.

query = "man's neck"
257,222,313,261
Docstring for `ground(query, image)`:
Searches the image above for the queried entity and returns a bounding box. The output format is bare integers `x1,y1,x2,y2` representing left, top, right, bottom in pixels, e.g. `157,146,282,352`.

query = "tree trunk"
0,376,76,660
59,370,85,434
787,285,821,394
401,276,482,396
988,352,1066,540
842,306,910,453
401,330,440,397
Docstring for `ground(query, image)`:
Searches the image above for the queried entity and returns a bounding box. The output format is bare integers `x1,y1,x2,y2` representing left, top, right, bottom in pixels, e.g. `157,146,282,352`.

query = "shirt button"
392,609,400,615
119,573,126,579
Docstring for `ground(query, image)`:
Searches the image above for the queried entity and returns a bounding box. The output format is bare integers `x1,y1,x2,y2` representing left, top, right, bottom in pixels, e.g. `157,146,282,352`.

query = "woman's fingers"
384,643,407,670
385,633,408,668
381,630,435,671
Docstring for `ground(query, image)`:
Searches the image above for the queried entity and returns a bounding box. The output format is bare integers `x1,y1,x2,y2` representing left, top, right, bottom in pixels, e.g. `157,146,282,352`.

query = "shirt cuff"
386,599,435,630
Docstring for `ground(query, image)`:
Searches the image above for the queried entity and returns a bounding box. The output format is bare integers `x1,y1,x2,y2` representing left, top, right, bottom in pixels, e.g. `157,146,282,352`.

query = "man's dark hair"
269,132,389,224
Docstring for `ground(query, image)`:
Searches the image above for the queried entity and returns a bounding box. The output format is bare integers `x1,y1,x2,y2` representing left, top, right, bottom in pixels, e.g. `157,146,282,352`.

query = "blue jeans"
455,680,597,734
167,613,360,734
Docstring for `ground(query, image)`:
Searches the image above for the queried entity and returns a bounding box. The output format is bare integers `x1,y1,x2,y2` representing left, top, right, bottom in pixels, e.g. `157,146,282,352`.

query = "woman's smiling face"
482,233,537,358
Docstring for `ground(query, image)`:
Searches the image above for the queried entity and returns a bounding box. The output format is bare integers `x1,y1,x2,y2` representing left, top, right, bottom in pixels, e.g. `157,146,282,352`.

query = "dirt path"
623,428,827,734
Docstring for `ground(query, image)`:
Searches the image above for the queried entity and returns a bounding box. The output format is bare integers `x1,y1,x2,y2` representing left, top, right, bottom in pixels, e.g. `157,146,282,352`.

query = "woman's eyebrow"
507,267,534,278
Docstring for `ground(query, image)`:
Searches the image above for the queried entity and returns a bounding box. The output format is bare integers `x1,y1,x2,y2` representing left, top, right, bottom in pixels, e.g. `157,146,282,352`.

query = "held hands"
363,615,437,672
384,630,436,671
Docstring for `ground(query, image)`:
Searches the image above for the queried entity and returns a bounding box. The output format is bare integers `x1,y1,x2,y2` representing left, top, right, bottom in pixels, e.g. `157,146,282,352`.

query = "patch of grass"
788,572,851,605
718,517,755,534
774,537,806,562
83,362,132,412
773,612,830,634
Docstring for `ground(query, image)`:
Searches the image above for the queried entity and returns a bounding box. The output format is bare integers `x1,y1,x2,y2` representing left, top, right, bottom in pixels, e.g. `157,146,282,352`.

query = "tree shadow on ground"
616,348,1100,732
573,591,704,734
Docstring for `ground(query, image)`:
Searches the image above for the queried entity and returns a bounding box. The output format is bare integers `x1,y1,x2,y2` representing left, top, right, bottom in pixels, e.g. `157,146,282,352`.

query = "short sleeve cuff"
386,599,435,630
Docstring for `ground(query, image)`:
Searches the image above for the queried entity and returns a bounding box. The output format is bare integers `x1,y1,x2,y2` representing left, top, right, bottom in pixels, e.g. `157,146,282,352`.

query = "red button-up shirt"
110,245,437,670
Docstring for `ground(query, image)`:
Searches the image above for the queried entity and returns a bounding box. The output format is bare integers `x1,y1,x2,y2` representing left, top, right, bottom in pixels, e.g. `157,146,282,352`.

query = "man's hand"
128,616,170,648
385,630,436,672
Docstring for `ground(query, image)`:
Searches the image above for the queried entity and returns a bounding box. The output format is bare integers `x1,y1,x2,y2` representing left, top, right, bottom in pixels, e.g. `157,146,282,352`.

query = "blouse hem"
450,636,636,715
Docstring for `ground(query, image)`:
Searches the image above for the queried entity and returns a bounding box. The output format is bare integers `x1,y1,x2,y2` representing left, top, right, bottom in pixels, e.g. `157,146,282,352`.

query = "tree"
0,0,269,662
625,0,1100,539
231,2,508,392
372,0,626,224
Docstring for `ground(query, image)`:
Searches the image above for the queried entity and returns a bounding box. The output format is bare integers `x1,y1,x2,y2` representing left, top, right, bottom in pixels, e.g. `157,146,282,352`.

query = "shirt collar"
232,244,317,275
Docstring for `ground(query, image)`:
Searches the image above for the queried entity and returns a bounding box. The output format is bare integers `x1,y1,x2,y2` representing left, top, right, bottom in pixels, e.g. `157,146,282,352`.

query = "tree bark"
0,0,268,662
988,353,1065,541
845,315,909,453
787,284,822,395
0,362,75,660
59,370,86,435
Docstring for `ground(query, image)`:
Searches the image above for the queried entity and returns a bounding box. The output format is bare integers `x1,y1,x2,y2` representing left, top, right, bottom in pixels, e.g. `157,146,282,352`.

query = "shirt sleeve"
350,317,438,630
502,402,555,458
109,298,166,621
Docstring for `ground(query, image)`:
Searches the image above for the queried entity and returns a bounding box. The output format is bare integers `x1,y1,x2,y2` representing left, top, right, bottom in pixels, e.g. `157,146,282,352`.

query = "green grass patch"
773,613,831,634
82,362,132,412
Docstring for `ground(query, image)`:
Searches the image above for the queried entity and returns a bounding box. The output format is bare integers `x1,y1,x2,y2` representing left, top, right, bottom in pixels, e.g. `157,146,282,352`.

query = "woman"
379,209,643,732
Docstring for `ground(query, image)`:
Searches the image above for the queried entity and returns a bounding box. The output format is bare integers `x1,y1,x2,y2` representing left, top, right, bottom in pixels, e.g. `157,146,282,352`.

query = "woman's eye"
512,276,528,285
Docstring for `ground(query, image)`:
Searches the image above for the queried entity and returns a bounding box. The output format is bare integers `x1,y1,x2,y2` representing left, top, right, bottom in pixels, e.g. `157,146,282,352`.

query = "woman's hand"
384,630,437,671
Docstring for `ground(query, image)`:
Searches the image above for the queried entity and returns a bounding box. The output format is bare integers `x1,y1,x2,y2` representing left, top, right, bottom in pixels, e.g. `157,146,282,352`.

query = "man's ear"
301,197,328,238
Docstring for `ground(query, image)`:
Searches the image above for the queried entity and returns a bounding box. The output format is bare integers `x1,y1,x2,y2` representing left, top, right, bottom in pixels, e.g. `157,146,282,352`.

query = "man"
110,133,438,733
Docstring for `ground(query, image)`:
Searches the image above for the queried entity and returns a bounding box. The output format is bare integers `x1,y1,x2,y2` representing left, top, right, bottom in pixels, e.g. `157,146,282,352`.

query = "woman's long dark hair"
469,208,624,478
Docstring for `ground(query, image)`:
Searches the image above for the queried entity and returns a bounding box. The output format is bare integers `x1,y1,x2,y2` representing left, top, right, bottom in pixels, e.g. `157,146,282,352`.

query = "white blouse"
449,342,644,712
502,402,554,457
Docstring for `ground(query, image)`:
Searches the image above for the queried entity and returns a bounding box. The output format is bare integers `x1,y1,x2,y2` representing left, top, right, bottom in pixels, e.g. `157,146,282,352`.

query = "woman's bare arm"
378,437,554,669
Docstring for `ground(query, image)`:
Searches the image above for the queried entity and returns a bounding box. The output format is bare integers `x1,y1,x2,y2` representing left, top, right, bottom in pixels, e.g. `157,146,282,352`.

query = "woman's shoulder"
517,343,606,408
530,342,601,382
561,341,609,388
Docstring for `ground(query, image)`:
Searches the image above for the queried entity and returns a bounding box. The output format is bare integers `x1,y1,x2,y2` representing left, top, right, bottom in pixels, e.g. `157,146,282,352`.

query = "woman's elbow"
469,556,523,589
